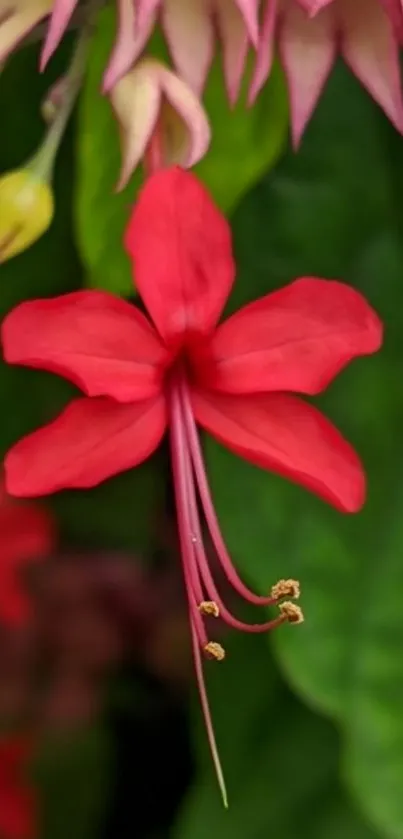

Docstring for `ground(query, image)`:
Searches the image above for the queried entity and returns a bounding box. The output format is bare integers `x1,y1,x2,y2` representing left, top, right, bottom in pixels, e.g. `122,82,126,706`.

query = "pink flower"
0,0,259,105
250,0,403,147
0,480,55,626
103,0,260,100
1,166,382,799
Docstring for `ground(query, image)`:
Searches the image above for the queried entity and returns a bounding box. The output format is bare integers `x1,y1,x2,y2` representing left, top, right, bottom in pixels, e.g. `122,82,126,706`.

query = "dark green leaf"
203,64,403,836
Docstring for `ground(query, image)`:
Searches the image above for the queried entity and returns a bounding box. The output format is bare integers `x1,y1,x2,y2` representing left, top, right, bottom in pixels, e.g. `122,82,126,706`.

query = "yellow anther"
198,601,220,618
279,601,304,624
271,579,301,601
204,641,225,661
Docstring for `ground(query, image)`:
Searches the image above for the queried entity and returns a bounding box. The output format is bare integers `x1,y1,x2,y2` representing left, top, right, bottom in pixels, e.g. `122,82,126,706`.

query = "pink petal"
5,395,167,497
234,0,260,45
136,0,162,32
339,0,403,133
195,278,382,395
279,0,336,147
40,0,79,69
249,0,277,104
103,0,157,93
214,0,250,105
124,167,235,348
2,291,168,402
0,0,52,62
162,0,214,94
158,64,211,165
191,388,366,512
298,0,334,14
110,61,162,189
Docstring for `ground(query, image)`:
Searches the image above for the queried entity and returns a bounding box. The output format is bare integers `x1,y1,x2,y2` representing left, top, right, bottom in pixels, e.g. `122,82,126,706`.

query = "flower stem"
28,22,92,181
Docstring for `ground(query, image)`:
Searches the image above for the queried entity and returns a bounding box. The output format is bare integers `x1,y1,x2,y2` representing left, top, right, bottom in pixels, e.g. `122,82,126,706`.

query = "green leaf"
202,64,403,837
34,724,111,839
0,47,164,554
174,630,378,839
75,7,288,296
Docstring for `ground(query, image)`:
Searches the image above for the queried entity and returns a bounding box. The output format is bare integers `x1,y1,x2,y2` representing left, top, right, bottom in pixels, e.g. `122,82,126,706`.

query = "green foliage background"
2,16,403,839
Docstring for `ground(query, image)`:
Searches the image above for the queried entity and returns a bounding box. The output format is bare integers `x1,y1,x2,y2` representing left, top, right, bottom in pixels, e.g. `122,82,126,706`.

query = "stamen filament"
181,411,291,632
180,381,281,608
169,382,228,807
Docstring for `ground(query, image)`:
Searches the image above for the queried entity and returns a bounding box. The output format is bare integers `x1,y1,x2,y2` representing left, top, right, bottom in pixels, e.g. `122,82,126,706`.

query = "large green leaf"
75,7,288,296
0,47,163,553
202,64,403,837
174,630,379,839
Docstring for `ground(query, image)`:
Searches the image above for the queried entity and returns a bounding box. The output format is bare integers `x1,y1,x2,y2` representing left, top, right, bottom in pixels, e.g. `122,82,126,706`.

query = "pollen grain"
204,641,225,661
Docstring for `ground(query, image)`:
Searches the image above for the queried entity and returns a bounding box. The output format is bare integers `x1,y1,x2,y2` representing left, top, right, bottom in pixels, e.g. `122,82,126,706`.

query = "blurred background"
1,21,403,839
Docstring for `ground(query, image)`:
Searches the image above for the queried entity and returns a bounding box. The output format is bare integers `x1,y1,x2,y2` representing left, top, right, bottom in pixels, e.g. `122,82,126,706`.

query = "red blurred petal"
0,737,35,839
124,167,235,347
196,278,382,395
2,292,168,402
0,785,35,839
191,388,365,512
0,498,55,625
5,396,166,497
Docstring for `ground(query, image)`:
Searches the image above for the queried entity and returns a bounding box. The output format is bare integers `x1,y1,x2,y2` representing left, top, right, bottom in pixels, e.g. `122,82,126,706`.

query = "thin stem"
180,382,279,608
168,382,227,808
28,23,92,180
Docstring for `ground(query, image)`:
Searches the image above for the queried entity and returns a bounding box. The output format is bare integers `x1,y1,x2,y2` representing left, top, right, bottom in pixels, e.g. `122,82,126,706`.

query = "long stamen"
180,399,293,633
168,382,228,807
180,382,288,607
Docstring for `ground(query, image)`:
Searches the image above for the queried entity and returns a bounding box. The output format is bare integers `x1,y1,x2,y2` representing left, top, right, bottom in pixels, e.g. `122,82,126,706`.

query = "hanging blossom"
0,479,55,625
1,166,382,801
0,737,36,839
250,0,403,146
109,57,211,189
0,0,259,104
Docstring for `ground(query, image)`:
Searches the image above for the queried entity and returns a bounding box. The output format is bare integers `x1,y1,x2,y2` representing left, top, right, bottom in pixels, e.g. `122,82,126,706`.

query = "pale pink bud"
110,58,211,191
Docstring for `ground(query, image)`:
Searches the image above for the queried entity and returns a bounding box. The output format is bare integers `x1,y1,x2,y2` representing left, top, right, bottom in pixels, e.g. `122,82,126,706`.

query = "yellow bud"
0,170,54,263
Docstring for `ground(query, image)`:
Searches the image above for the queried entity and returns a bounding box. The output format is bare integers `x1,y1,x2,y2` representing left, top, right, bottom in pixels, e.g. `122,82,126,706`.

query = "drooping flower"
0,736,36,839
250,0,403,147
0,480,55,625
110,57,211,189
2,166,382,800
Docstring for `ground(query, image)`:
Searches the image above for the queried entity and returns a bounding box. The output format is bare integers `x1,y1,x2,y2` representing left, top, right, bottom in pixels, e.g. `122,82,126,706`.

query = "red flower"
1,166,382,801
0,481,55,626
0,737,36,839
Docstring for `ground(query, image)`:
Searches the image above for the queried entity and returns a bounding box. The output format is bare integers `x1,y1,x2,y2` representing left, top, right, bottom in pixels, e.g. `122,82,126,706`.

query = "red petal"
0,785,35,839
124,167,235,347
2,291,168,402
191,388,365,512
5,396,166,497
196,278,382,395
0,738,35,839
